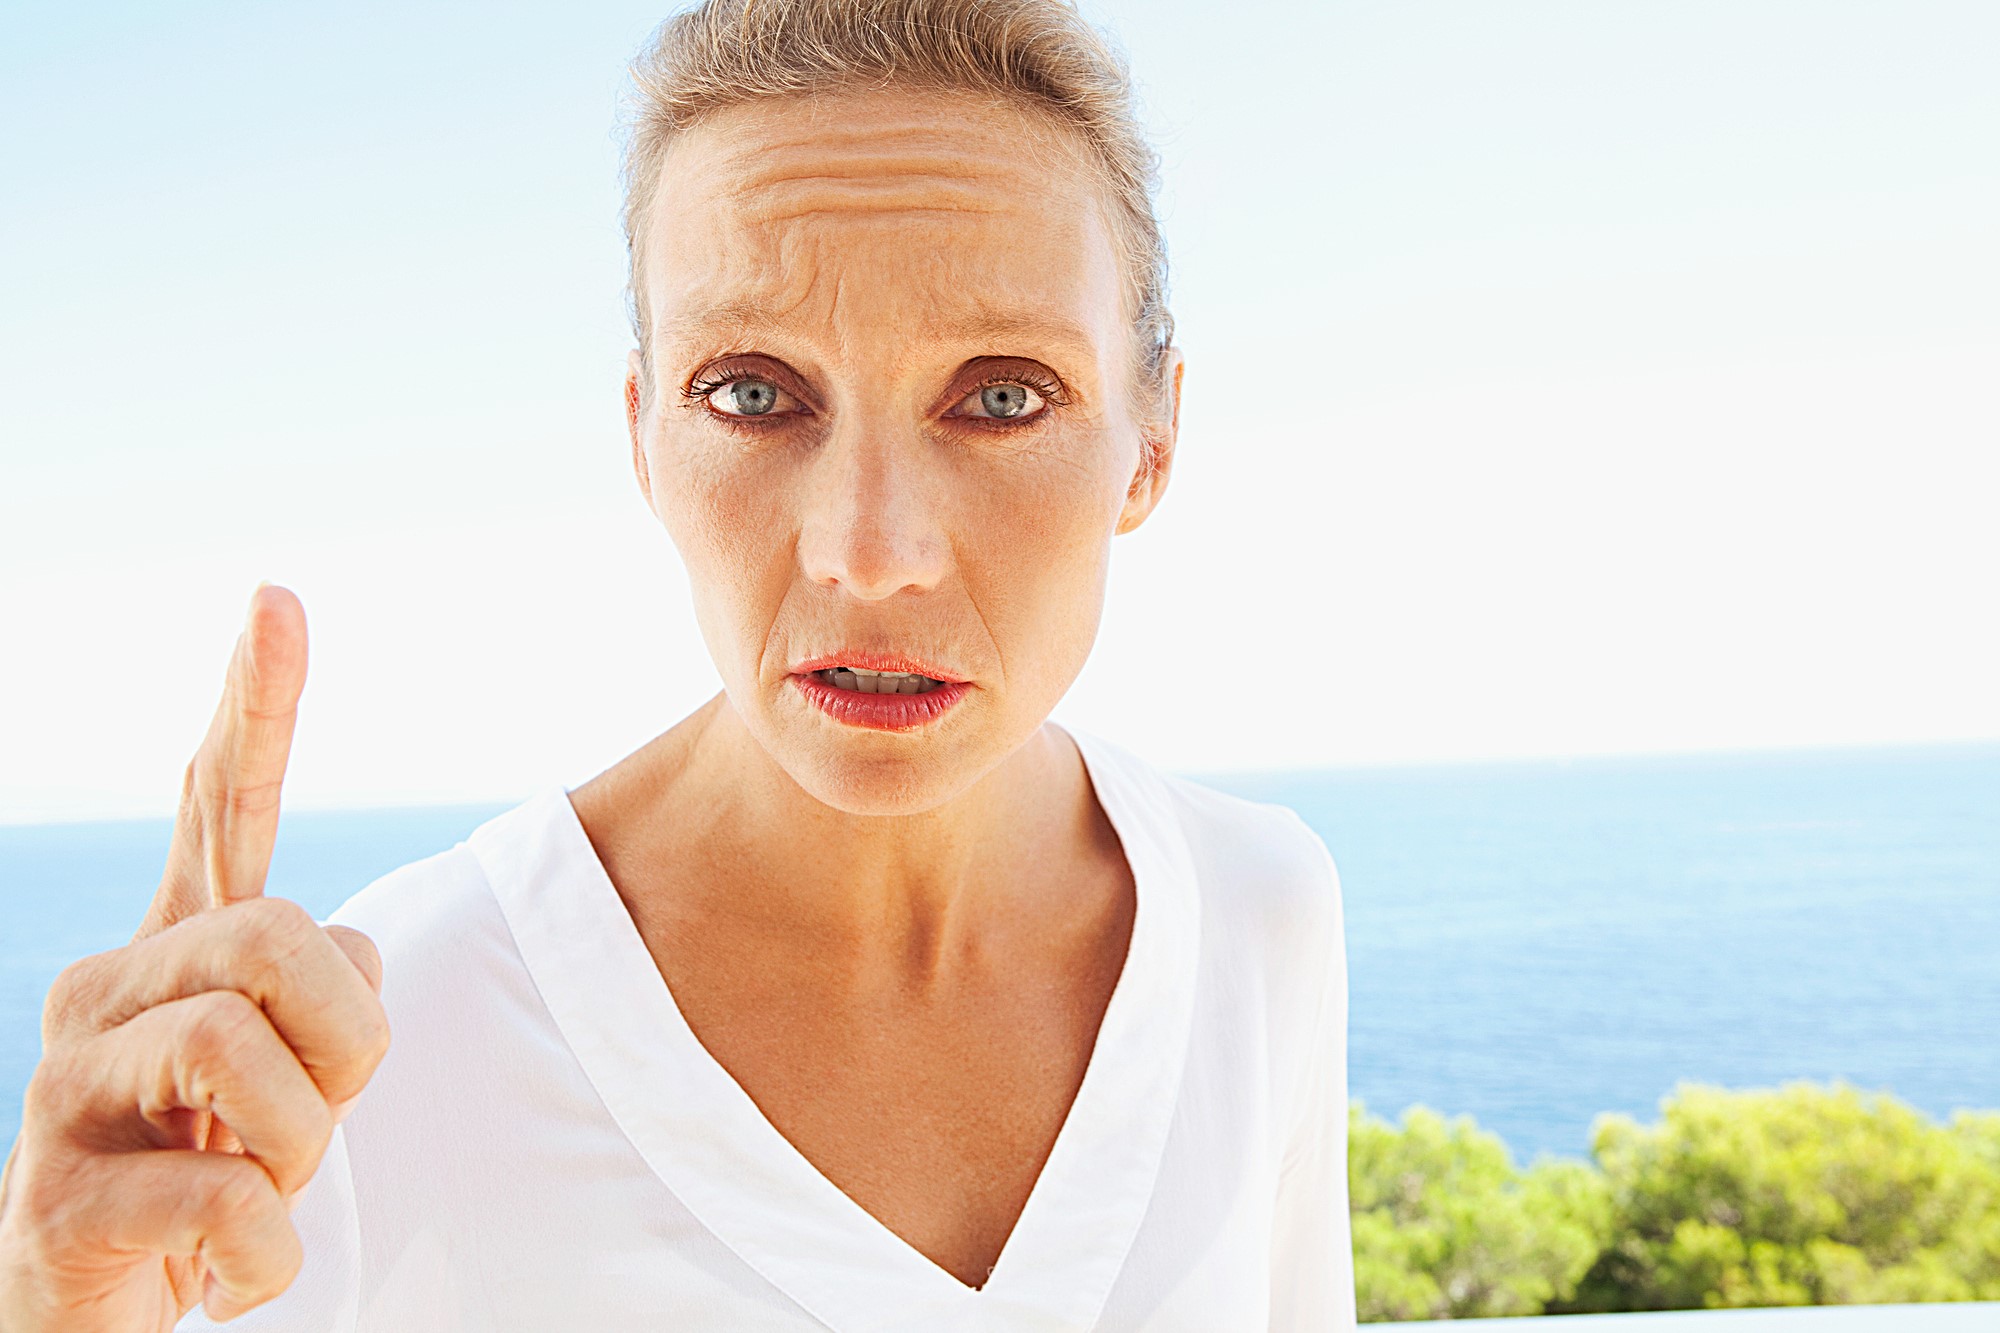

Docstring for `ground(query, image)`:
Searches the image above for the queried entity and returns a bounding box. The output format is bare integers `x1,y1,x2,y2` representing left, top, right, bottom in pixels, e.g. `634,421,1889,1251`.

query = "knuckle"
174,760,212,840
5,1151,89,1243
342,1019,392,1095
256,1101,335,1207
257,1223,307,1304
359,1001,393,1066
236,1218,306,1312
297,1102,337,1177
242,894,314,941
19,1056,81,1128
198,1156,276,1225
40,953,112,1042
183,990,266,1068
325,924,383,983
222,779,284,821
232,898,316,978
320,1001,390,1108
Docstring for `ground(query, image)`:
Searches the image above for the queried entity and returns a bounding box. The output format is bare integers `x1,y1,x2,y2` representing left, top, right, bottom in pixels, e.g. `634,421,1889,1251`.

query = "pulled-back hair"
621,0,1174,417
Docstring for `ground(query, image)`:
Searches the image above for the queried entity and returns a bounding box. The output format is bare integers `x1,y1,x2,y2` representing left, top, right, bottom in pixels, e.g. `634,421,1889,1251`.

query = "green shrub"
1348,1102,1609,1320
1557,1083,2000,1311
1349,1082,2000,1320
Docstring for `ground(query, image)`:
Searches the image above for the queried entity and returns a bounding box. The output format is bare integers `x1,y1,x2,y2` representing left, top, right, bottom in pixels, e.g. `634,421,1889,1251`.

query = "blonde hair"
621,0,1174,420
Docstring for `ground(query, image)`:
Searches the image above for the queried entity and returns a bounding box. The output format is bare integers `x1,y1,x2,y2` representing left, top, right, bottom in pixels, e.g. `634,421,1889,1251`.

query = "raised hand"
0,585,391,1329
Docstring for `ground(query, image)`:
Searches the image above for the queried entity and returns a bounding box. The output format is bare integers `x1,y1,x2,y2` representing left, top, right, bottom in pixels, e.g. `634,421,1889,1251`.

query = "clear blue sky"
3,1,1996,820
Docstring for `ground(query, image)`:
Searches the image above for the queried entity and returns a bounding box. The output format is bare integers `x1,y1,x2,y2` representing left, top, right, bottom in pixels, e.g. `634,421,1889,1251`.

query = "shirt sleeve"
1268,830,1358,1330
175,1120,361,1333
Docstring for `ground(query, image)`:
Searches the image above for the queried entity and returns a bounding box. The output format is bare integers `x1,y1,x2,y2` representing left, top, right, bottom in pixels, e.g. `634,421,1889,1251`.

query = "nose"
795,422,950,601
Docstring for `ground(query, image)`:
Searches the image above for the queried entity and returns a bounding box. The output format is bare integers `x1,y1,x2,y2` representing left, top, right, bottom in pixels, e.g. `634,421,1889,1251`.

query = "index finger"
142,584,308,939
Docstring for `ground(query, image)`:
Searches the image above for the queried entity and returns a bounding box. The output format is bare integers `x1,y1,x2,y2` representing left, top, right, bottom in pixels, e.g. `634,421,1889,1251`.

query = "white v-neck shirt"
177,727,1354,1331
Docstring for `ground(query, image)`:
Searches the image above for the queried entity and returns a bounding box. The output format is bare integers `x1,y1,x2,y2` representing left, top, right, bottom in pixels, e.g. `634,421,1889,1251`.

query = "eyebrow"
935,310,1099,361
654,299,772,350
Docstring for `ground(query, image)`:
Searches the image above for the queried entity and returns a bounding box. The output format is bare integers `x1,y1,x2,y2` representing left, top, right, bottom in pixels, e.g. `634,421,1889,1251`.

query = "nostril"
795,451,950,599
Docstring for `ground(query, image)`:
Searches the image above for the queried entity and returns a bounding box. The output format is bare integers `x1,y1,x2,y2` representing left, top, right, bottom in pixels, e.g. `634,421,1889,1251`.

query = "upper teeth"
821,667,943,695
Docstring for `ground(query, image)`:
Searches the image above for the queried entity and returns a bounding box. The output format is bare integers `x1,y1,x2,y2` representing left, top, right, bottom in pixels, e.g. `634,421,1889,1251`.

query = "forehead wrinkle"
731,147,1000,184
647,100,1128,381
726,160,1021,227
741,186,1007,225
652,228,846,365
654,265,874,374
707,104,1084,226
654,300,765,356
657,296,1105,375
713,98,1082,175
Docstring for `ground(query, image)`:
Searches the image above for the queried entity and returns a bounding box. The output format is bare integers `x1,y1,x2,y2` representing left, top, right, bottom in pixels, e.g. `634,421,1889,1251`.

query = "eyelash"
962,370,1068,414
680,369,757,405
678,367,1070,422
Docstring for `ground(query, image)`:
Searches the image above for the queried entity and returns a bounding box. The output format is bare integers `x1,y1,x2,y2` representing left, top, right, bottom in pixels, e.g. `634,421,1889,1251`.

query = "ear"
626,347,654,509
1116,349,1184,536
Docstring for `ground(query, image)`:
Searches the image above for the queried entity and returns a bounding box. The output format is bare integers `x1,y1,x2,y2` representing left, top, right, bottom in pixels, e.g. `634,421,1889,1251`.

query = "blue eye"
709,377,784,417
959,381,1046,420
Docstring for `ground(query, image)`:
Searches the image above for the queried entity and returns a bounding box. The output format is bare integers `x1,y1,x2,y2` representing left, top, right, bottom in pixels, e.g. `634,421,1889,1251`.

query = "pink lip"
790,651,967,683
789,665,972,732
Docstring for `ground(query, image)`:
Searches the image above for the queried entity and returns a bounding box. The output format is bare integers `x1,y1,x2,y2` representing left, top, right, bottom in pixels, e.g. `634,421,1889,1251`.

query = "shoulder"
320,838,505,995
1072,726,1344,961
1160,770,1346,1030
322,840,490,955
316,792,568,1004
1072,728,1348,1154
1162,771,1340,924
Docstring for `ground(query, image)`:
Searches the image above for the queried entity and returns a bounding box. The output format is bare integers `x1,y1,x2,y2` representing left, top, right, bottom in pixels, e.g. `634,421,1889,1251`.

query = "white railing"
1389,1302,1999,1331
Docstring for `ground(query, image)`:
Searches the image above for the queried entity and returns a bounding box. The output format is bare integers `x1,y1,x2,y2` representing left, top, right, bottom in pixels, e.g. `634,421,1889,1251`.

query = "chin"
762,685,1023,817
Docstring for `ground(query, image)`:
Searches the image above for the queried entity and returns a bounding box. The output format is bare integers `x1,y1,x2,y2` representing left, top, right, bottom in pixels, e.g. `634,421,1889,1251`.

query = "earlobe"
626,349,654,509
1115,438,1168,534
1116,350,1183,535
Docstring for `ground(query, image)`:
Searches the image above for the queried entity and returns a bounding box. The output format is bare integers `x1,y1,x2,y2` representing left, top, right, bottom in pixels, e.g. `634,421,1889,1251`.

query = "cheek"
980,467,1114,571
649,438,797,640
960,441,1129,664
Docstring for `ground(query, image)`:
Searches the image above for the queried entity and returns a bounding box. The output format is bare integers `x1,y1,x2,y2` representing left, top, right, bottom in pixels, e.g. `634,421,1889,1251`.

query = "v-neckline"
472,726,1202,1332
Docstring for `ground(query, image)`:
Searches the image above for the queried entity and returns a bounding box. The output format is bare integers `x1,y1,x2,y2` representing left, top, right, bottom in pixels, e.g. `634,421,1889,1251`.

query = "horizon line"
4,732,1998,831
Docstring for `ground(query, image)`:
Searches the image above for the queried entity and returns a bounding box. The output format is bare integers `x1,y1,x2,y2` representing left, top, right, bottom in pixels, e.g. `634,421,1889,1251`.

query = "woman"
0,1,1353,1328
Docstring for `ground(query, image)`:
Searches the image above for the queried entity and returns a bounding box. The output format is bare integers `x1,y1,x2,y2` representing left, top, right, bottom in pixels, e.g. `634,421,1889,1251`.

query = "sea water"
3,744,1996,1161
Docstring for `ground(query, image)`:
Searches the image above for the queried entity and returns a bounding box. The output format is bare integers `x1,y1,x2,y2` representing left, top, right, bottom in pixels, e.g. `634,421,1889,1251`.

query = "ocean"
4,743,1996,1161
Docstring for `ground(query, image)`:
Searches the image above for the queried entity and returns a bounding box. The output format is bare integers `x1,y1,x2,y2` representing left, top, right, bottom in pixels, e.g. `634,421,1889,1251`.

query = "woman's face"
627,88,1179,815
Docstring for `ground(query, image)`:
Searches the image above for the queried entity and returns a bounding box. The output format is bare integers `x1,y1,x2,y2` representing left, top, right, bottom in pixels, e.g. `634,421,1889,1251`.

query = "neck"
587,693,1104,963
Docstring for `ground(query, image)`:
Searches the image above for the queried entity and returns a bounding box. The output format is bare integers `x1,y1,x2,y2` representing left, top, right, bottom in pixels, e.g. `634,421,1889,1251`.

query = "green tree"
1348,1102,1609,1321
1557,1082,2000,1312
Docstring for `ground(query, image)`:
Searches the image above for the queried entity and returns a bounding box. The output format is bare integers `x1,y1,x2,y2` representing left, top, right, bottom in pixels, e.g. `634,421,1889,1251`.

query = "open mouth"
811,666,948,696
791,657,970,730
